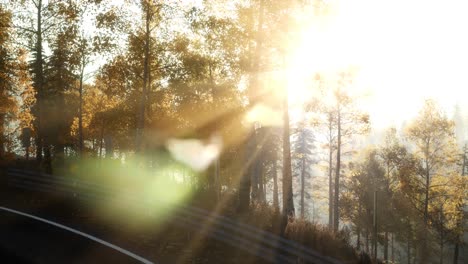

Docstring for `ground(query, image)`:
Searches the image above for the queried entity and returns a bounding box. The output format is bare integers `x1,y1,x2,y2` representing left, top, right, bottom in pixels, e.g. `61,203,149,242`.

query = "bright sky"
288,0,468,129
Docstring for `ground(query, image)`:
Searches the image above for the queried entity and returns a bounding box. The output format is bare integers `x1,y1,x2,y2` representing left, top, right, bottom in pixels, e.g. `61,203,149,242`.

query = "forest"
0,1,467,263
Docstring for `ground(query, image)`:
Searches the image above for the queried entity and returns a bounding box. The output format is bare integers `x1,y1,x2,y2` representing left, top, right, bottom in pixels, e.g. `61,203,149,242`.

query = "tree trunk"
104,134,113,159
208,62,221,200
238,131,253,213
136,3,151,153
35,0,44,163
333,109,341,232
391,233,395,263
99,137,104,159
440,238,443,264
328,134,334,229
373,190,378,261
300,156,305,218
55,91,66,166
424,172,429,224
273,155,279,211
420,165,430,264
366,227,369,253
282,70,294,218
423,158,430,224
439,221,444,264
43,145,52,174
214,157,220,200
99,122,104,158
258,155,265,203
36,136,42,162
357,201,362,250
55,144,65,168
384,231,389,262
251,131,259,201
357,226,361,250
0,114,4,159
78,63,84,156
408,225,411,264
453,237,459,264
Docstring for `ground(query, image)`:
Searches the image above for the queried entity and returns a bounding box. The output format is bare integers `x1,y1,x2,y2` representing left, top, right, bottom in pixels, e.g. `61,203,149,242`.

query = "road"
0,207,154,264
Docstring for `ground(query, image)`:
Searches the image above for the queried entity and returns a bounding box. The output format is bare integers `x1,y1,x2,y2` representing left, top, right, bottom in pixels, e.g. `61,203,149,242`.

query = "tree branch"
31,0,39,9
11,25,37,35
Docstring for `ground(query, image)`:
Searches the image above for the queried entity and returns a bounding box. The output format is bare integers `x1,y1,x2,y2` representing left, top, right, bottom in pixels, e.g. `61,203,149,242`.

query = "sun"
284,2,361,114
259,0,468,128
285,0,468,128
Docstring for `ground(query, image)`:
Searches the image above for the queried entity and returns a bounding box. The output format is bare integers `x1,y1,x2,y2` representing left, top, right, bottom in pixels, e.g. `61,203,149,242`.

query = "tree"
446,173,467,264
89,1,174,156
135,0,161,153
315,70,370,232
72,0,126,156
234,0,310,215
183,4,246,198
377,129,423,263
0,5,17,159
17,48,35,160
28,0,47,164
333,71,369,232
157,3,247,198
235,0,267,212
325,111,336,229
281,70,295,218
453,104,465,147
291,121,316,218
429,174,466,264
85,55,134,156
44,21,83,164
308,73,337,229
378,127,408,262
404,99,459,263
11,0,78,172
342,149,389,257
274,0,306,220
262,127,282,211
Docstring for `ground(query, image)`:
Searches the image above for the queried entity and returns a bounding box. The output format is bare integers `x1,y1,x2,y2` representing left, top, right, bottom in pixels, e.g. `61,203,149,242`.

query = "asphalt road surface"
0,207,154,264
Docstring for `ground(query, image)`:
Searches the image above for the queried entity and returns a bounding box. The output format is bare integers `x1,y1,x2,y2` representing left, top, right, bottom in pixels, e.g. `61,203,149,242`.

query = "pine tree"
291,122,316,218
